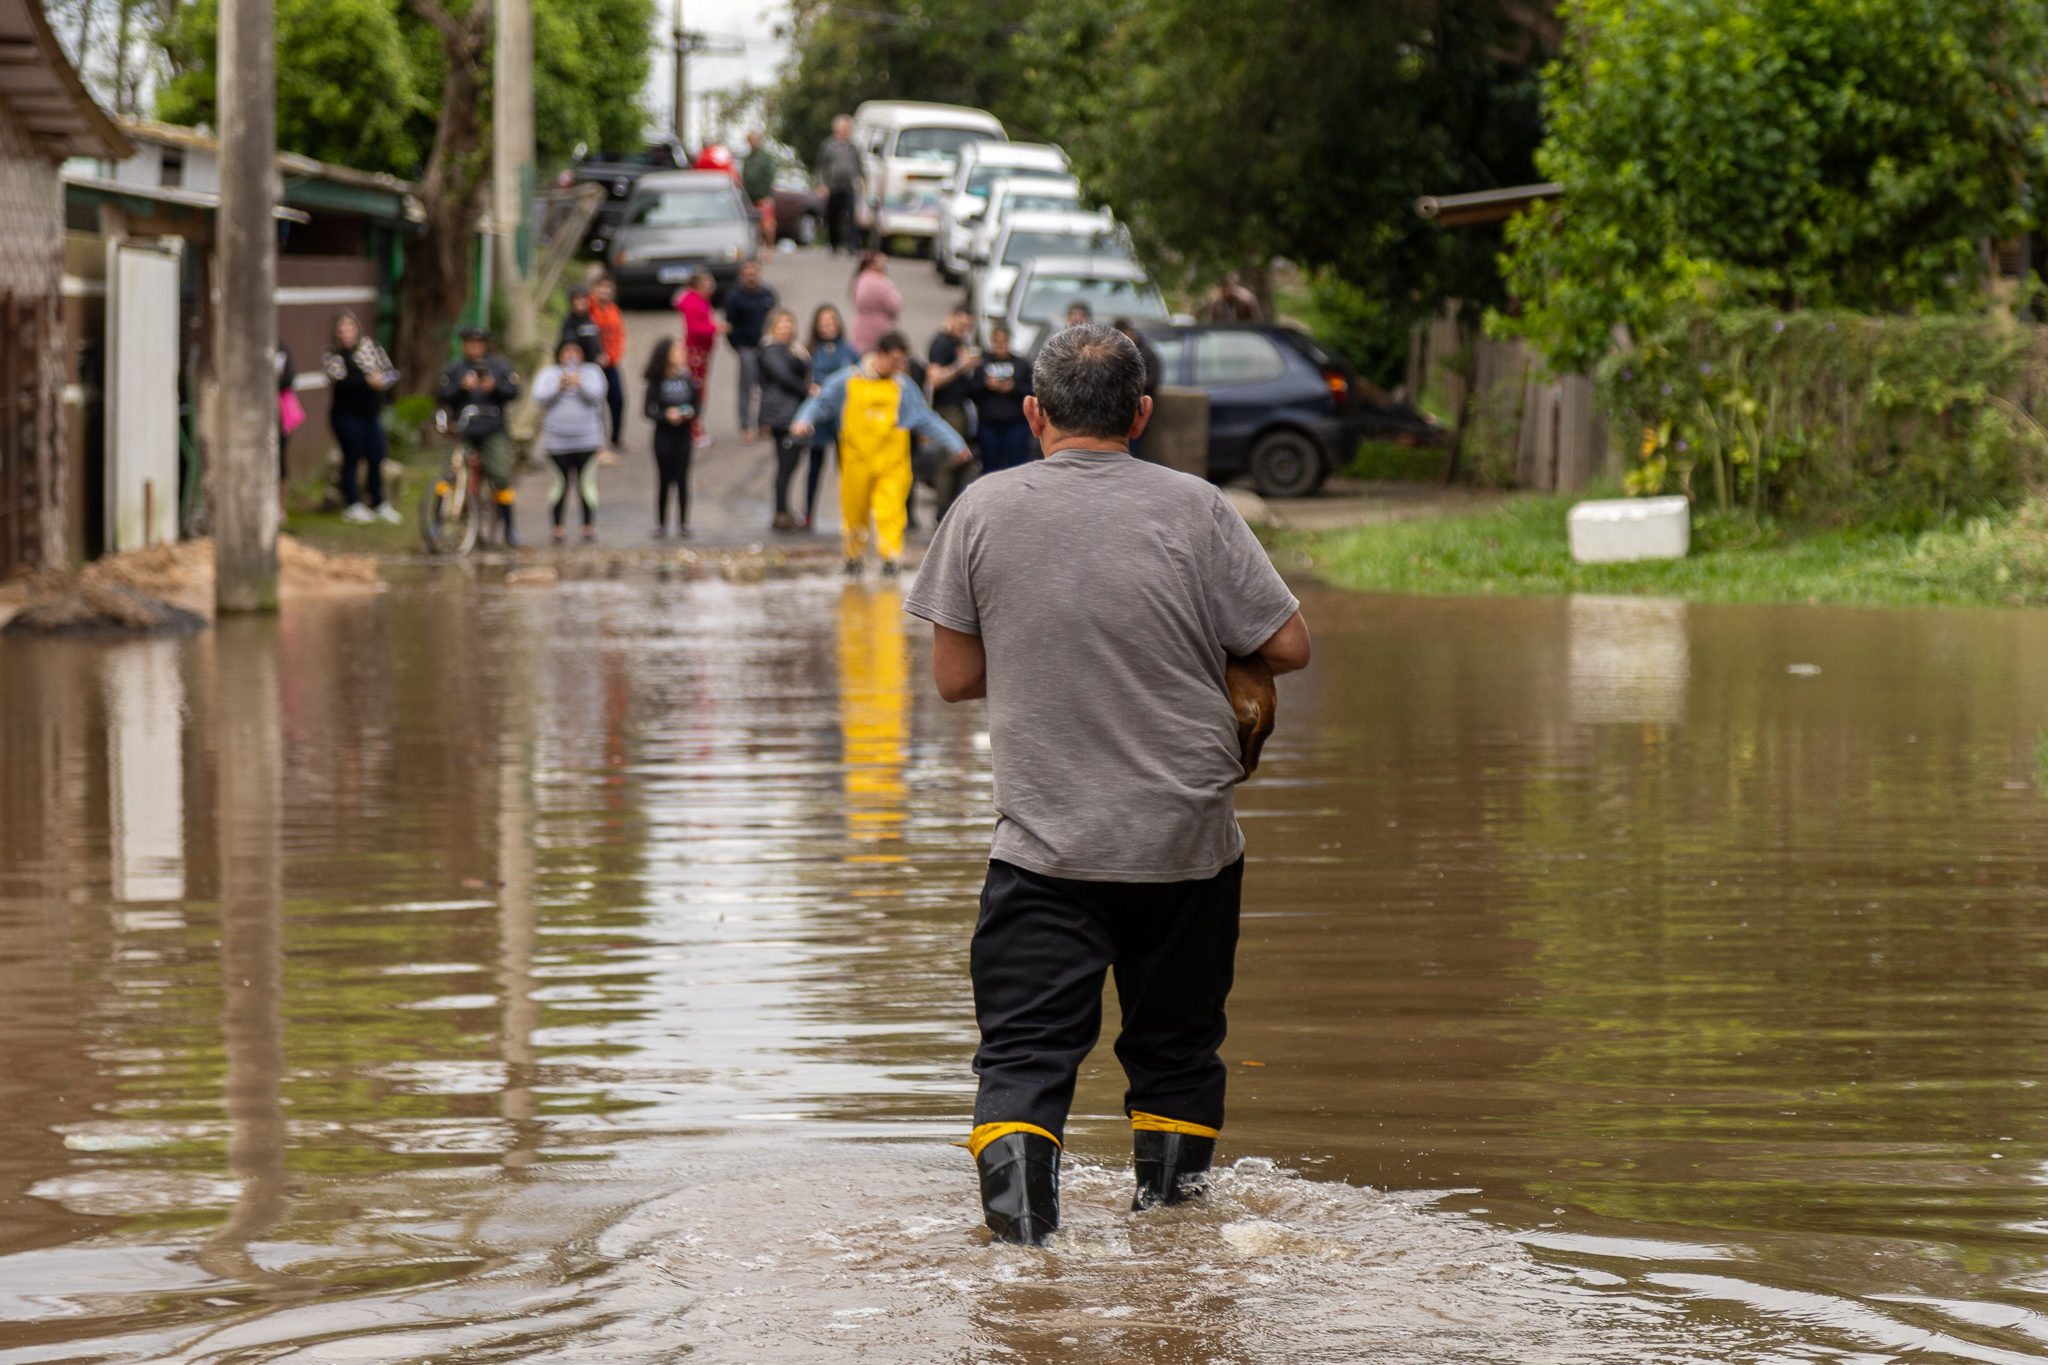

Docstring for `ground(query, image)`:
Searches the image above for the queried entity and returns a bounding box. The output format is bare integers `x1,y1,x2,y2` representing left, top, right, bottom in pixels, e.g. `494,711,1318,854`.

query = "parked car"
934,141,1069,283
996,256,1170,356
561,140,689,255
1137,322,1441,498
971,208,1126,330
965,175,1083,277
607,170,760,308
851,100,1006,254
770,162,825,246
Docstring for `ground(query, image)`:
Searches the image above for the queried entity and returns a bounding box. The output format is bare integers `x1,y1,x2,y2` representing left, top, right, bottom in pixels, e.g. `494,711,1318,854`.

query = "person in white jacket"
534,339,611,543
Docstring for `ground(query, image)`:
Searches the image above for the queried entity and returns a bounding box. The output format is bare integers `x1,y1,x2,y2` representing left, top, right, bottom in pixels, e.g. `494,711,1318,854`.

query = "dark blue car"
1138,323,1441,497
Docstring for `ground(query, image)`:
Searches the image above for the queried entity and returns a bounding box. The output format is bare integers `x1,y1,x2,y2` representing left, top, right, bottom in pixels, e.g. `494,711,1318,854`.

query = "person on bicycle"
436,326,523,544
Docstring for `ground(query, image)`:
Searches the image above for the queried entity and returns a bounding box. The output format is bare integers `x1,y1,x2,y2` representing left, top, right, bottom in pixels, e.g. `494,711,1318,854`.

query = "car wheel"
936,256,959,285
1248,430,1327,499
794,211,819,246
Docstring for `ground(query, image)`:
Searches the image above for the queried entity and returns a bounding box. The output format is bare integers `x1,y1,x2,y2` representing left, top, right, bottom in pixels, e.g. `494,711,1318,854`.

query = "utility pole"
215,0,277,612
494,0,537,353
671,0,688,145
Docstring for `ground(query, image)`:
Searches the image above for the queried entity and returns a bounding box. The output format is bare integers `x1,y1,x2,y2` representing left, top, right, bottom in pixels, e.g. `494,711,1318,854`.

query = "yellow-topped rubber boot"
974,1130,1060,1245
1133,1130,1215,1210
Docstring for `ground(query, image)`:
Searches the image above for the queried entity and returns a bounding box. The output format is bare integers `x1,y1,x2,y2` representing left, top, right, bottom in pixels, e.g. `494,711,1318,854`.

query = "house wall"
0,96,67,570
277,256,379,482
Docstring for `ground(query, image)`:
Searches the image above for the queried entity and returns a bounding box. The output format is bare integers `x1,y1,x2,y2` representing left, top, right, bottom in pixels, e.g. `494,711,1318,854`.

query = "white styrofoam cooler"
1567,496,1690,564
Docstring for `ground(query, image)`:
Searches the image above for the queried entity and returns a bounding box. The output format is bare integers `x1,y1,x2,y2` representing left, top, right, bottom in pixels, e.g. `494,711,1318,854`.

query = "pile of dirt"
80,538,215,601
0,534,383,635
278,534,381,590
2,573,206,635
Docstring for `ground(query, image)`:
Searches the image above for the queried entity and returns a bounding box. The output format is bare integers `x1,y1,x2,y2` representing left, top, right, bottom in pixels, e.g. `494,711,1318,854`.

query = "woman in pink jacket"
673,272,724,447
849,251,901,355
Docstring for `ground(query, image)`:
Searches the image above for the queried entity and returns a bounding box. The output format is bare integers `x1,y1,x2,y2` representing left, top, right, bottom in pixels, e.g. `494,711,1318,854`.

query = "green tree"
157,0,650,177
1499,0,2048,374
157,0,430,178
772,0,1036,164
533,0,654,166
1015,0,1550,381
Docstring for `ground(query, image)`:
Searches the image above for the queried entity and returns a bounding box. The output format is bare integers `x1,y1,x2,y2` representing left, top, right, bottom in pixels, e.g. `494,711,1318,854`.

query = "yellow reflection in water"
836,583,908,859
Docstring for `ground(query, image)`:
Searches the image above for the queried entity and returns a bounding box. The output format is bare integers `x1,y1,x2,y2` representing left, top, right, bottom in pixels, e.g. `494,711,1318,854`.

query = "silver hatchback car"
608,170,759,307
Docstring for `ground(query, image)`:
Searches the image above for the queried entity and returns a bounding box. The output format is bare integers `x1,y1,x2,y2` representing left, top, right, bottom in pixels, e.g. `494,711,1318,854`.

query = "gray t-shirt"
904,447,1299,882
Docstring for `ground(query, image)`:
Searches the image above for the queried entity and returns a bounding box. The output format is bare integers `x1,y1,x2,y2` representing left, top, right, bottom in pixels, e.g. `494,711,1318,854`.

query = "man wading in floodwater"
904,323,1311,1244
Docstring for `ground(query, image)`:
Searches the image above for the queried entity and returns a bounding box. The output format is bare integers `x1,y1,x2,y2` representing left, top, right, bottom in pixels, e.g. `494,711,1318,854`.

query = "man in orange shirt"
591,276,629,448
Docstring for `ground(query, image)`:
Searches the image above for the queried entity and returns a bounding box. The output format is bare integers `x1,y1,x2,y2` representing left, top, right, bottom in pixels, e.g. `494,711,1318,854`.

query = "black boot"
1133,1130,1215,1210
499,501,520,547
976,1131,1060,1244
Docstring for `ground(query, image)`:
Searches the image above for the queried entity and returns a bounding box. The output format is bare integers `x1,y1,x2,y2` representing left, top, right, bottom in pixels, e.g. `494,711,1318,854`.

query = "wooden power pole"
214,0,277,612
671,0,687,144
494,0,537,352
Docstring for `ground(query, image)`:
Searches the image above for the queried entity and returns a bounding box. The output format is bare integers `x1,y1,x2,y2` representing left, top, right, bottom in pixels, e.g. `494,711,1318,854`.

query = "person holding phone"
925,307,981,521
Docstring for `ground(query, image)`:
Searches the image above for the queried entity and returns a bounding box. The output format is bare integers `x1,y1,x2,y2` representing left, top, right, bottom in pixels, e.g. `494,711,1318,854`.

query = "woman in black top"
759,309,815,530
971,324,1036,473
320,311,399,523
643,338,699,537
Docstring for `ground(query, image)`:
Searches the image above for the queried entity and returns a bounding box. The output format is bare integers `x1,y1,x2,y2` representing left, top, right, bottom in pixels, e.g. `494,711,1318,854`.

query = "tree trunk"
395,0,491,396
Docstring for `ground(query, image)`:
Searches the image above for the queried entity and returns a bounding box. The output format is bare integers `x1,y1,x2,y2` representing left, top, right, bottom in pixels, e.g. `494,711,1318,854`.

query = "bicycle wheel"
419,465,480,555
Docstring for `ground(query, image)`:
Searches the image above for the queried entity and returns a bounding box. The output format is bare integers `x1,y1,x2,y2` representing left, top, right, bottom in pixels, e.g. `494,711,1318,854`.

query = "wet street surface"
505,246,964,550
6,574,2048,1361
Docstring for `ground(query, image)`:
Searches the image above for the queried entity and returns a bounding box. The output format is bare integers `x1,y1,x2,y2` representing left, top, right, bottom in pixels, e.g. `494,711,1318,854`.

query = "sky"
649,0,794,147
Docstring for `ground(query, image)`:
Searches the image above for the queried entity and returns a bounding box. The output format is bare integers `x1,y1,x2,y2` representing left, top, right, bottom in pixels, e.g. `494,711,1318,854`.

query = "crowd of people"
311,113,1169,561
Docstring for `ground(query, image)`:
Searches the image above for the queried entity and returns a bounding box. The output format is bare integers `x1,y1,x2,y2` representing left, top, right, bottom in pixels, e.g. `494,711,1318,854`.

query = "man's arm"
789,368,848,437
1255,610,1311,674
897,379,970,457
932,625,987,702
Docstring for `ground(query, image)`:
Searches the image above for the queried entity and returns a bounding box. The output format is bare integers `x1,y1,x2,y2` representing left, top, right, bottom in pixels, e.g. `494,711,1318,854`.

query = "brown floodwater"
6,569,2048,1363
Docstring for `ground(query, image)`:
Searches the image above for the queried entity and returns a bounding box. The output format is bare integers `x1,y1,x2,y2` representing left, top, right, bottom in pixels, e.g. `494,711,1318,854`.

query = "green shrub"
1599,310,2048,521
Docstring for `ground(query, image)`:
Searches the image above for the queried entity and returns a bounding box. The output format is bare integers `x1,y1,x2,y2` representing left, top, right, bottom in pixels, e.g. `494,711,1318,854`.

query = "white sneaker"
374,502,402,524
342,503,375,524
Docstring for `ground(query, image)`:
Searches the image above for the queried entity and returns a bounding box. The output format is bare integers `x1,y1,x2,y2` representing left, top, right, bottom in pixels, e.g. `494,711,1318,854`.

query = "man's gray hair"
1033,322,1146,440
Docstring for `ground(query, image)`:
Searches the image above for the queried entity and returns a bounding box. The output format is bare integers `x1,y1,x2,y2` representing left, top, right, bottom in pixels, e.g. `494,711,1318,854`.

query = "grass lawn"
279,452,444,560
1285,494,2048,608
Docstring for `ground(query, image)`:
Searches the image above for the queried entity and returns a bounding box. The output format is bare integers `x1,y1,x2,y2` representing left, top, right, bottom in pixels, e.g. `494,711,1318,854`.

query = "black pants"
827,188,858,253
771,428,809,515
549,450,596,527
331,409,385,507
971,857,1242,1143
653,423,691,527
602,365,624,444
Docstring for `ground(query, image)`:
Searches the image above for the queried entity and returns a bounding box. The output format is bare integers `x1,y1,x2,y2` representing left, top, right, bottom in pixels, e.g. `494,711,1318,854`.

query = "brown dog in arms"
1226,653,1277,776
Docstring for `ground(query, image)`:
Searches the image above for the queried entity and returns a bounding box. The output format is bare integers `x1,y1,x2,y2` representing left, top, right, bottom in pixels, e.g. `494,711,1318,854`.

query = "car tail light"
1321,367,1348,402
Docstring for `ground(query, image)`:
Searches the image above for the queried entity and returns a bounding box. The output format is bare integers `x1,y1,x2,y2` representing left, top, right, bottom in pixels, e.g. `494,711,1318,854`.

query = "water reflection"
104,640,186,903
8,579,2048,1362
836,583,909,857
195,621,307,1297
1568,594,1688,725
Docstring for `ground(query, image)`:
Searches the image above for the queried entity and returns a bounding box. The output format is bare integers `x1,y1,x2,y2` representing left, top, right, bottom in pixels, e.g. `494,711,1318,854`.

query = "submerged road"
510,244,965,549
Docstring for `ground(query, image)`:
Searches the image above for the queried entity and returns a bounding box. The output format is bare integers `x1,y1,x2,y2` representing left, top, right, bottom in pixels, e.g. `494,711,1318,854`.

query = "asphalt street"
511,243,966,550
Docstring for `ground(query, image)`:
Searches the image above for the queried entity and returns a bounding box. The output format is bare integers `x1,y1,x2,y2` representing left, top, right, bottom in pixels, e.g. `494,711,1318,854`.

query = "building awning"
61,171,313,223
1415,182,1564,227
0,0,130,160
118,119,422,224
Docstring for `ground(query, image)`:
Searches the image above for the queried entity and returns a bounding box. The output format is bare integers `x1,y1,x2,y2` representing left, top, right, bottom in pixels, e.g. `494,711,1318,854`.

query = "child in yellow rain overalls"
790,330,969,576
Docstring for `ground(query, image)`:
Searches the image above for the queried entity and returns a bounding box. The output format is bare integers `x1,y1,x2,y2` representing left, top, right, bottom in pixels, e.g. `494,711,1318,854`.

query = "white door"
104,241,182,552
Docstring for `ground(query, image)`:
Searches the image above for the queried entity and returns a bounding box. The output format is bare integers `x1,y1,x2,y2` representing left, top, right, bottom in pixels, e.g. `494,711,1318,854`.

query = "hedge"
1597,310,2048,523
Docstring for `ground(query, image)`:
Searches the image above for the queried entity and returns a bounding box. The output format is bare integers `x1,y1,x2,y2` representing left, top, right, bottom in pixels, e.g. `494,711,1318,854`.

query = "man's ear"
1129,394,1153,440
1023,395,1047,440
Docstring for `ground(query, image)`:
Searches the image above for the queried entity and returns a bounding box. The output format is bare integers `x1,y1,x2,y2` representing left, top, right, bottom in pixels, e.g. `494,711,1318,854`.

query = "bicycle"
420,406,509,555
